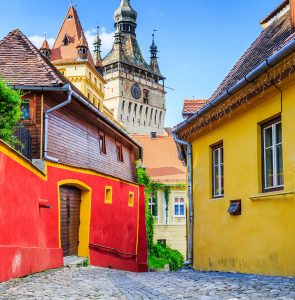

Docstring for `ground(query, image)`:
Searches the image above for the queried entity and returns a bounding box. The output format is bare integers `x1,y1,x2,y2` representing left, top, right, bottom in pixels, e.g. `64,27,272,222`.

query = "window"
21,102,30,120
62,34,70,46
212,143,224,198
148,197,158,217
99,131,106,154
116,143,124,162
143,89,150,104
105,186,112,204
128,192,134,207
157,239,166,246
174,197,185,217
262,118,284,191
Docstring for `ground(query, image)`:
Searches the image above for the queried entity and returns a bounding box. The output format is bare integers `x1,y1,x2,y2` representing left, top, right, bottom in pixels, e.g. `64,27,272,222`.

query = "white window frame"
148,197,158,218
212,144,224,198
173,196,185,217
263,120,284,191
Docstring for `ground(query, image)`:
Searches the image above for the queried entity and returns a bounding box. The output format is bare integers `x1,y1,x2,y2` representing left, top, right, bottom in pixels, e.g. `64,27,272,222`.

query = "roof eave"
173,37,295,135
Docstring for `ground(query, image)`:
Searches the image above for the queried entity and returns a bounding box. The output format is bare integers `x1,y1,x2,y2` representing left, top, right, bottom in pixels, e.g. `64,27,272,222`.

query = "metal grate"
14,123,32,160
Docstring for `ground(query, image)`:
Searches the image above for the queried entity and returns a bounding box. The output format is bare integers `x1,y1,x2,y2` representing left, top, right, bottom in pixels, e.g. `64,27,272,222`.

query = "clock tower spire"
102,0,166,135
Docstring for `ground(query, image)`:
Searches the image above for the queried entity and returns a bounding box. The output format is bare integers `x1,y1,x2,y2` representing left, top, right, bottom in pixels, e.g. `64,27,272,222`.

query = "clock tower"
102,0,166,135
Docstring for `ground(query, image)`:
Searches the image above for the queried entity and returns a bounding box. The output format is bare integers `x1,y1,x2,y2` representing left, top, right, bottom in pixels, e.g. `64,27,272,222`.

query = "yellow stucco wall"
154,225,187,257
189,79,295,276
153,188,187,257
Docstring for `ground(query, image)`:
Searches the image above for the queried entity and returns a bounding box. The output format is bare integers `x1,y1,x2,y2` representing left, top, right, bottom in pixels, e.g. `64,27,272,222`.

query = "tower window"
62,34,70,46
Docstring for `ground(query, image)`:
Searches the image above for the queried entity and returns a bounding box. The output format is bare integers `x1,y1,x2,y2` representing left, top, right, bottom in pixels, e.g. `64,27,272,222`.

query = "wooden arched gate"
59,185,82,256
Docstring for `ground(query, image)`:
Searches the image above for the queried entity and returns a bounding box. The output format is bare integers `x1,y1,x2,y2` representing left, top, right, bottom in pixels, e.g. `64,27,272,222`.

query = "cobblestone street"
0,267,295,300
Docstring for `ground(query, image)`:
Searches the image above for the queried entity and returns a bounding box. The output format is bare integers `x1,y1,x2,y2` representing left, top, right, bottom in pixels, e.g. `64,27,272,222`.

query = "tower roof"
51,5,94,67
114,0,137,24
103,1,164,79
77,34,88,48
40,37,50,50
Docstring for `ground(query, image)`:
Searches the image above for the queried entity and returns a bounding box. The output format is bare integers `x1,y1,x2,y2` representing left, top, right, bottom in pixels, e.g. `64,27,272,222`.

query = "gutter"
13,84,72,162
12,84,143,160
173,132,193,266
44,84,72,162
173,38,295,134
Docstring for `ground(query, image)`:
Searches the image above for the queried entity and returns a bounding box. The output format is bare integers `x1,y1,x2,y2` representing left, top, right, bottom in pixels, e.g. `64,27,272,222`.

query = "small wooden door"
60,186,82,257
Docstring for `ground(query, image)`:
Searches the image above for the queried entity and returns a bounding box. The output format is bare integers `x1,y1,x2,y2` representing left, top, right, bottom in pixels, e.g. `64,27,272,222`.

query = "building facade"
40,5,115,122
174,0,295,276
102,0,166,135
134,132,187,256
0,29,147,282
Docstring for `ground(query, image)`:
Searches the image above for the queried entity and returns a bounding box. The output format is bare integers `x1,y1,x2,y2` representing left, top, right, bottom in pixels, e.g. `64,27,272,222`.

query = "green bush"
148,255,169,269
0,80,22,146
151,243,184,271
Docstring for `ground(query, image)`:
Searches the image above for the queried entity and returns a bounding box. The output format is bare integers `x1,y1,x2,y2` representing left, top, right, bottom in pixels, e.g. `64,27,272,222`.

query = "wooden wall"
44,96,137,182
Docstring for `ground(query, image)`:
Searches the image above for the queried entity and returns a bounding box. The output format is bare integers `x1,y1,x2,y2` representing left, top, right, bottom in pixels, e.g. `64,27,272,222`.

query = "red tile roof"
40,38,50,50
133,135,186,183
182,99,208,118
0,29,64,86
51,5,95,67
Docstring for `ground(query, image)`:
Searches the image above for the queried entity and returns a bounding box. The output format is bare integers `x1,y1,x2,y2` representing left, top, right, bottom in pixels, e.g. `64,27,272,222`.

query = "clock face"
131,84,141,100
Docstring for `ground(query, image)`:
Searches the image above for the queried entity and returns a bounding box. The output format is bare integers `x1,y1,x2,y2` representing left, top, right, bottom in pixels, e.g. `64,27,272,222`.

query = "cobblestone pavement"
0,266,295,300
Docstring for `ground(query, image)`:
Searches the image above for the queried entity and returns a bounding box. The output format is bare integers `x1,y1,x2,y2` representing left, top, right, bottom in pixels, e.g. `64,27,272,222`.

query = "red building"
0,29,147,282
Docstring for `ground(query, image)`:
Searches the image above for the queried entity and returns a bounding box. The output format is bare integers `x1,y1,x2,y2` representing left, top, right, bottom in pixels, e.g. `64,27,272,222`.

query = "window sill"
249,190,295,200
211,196,224,201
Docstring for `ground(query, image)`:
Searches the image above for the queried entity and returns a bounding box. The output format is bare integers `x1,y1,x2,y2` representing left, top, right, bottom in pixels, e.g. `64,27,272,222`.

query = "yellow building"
39,5,114,121
134,130,187,257
173,0,295,276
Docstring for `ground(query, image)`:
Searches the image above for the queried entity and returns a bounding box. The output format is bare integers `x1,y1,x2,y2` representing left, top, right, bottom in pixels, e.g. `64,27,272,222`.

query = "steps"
63,256,88,267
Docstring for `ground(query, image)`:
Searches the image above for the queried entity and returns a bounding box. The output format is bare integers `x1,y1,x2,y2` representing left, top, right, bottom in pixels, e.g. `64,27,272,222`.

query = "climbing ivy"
136,163,186,270
0,80,22,147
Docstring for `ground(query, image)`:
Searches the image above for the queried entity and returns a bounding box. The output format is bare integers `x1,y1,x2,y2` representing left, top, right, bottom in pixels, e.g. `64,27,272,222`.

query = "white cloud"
29,35,55,49
85,27,114,56
29,27,114,57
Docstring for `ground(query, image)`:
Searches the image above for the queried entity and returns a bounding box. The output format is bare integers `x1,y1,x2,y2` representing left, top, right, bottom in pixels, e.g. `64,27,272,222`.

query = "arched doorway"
60,185,81,256
58,180,92,259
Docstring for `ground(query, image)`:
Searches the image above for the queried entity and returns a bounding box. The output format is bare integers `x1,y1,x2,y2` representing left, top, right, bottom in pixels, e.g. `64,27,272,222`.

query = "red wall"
0,142,147,282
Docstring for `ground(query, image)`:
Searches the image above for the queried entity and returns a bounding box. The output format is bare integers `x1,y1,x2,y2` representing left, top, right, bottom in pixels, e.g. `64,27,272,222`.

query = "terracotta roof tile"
209,8,292,102
0,29,63,86
133,135,186,183
51,5,95,67
182,99,208,118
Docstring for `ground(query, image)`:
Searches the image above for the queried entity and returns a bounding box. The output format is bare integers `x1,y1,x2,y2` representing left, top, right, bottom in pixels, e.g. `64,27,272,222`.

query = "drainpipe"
12,84,73,162
43,84,72,162
173,132,193,266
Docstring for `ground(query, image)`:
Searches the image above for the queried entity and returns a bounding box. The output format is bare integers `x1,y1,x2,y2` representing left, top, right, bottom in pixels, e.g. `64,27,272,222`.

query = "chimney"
290,0,295,32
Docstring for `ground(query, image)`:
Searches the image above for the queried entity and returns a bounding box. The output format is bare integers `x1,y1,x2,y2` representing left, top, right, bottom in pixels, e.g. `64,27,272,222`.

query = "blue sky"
0,0,283,127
